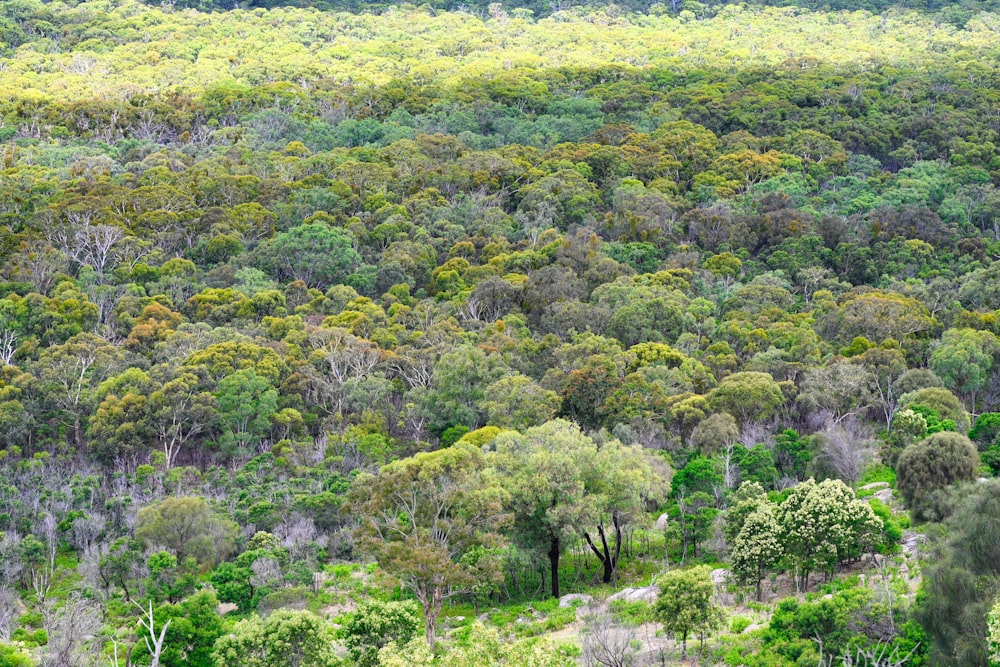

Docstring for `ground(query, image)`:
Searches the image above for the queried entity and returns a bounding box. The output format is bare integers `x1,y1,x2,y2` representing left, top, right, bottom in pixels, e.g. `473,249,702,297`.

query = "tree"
706,371,785,425
253,222,361,289
488,420,666,597
135,496,237,568
135,599,172,667
930,328,998,412
898,386,971,432
798,360,874,425
348,443,508,647
816,418,874,489
41,592,102,667
145,591,225,667
654,566,725,657
731,501,783,601
777,479,882,589
215,368,278,455
479,374,560,430
896,432,980,523
212,609,336,667
689,412,739,454
147,371,218,469
341,600,421,667
917,480,1000,667
851,346,908,429
34,332,127,451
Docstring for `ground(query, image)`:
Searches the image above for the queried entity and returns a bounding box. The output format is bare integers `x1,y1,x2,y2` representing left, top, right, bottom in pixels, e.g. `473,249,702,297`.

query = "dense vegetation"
3,0,1000,664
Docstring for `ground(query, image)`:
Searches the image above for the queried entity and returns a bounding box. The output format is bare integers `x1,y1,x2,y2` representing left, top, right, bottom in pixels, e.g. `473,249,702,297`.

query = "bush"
896,432,979,523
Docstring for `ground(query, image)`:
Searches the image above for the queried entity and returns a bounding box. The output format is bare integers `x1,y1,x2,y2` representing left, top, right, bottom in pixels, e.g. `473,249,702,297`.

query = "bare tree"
6,241,69,294
0,327,16,365
42,593,102,667
33,514,58,611
581,612,641,667
134,599,171,667
818,418,874,489
0,587,17,640
814,636,920,667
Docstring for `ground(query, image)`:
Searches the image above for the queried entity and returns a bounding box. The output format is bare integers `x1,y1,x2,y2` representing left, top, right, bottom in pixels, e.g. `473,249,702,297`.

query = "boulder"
626,586,659,602
606,588,635,603
874,488,893,504
860,481,889,491
559,593,593,608
711,568,729,585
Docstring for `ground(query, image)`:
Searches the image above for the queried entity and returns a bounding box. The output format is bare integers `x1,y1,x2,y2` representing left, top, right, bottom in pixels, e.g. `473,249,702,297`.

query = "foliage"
896,432,980,523
212,609,337,667
655,565,725,657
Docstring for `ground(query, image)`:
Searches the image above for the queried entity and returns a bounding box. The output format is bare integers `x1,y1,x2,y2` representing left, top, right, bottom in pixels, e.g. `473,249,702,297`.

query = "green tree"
917,480,1000,667
479,374,560,430
131,591,225,667
930,328,998,412
706,371,785,425
655,565,725,657
348,443,508,647
135,496,237,568
777,478,882,589
148,370,218,469
253,222,362,289
216,368,278,454
488,420,666,596
34,332,127,451
342,600,421,667
212,609,336,667
897,432,980,523
731,501,783,601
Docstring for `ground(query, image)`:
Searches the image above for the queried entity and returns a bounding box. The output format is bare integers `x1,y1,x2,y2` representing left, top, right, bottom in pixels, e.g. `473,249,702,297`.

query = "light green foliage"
706,371,785,424
212,610,336,667
480,374,560,430
215,368,278,453
253,223,361,289
488,419,668,596
135,496,237,568
0,643,33,667
731,500,783,601
131,591,225,667
931,328,998,411
898,387,971,433
347,443,509,646
377,623,575,667
777,479,882,588
342,600,421,667
989,598,1000,667
655,565,725,657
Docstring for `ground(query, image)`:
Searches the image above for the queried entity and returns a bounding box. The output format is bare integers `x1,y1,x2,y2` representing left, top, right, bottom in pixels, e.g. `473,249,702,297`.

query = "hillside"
2,0,1000,665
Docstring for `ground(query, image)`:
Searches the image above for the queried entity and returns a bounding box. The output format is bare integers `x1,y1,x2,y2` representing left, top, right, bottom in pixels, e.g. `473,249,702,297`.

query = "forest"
2,0,1000,664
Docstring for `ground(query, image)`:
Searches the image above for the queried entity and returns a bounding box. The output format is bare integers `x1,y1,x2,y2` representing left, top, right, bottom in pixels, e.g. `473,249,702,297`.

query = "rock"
654,513,669,530
874,489,893,503
217,602,238,615
711,568,729,585
860,481,889,491
626,586,659,602
559,593,593,608
822,594,833,600
606,588,635,603
743,623,764,634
